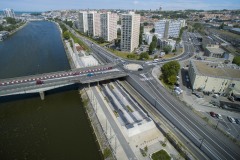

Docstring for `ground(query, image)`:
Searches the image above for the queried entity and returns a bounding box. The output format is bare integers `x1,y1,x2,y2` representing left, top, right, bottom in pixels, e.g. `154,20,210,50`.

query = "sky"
1,0,240,12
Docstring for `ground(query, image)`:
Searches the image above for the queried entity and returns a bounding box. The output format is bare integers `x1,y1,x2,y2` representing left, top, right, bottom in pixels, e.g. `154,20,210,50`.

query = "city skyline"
1,0,240,12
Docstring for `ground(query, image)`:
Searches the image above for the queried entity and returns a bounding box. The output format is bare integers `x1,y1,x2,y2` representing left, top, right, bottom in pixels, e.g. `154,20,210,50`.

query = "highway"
66,25,240,159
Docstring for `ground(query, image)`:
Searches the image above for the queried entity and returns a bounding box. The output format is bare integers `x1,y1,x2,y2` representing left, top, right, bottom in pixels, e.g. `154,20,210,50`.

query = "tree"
233,56,240,66
163,45,172,54
63,31,70,40
152,35,157,43
150,28,155,33
97,37,105,44
139,52,149,60
65,20,73,28
4,17,17,25
117,28,121,36
143,22,149,26
161,61,180,85
149,42,155,54
0,25,3,31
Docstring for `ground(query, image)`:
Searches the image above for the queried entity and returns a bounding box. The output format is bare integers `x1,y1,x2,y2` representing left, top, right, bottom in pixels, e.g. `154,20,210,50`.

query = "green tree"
65,20,73,28
163,45,172,54
161,61,180,85
152,35,157,43
233,56,240,66
149,42,155,54
97,37,105,44
0,25,3,31
150,28,155,33
139,52,149,60
63,31,70,40
4,17,17,24
143,22,149,26
117,28,121,36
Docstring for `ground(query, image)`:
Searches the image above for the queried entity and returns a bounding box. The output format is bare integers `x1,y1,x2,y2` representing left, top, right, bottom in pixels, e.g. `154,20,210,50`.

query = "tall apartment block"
87,11,101,37
100,12,118,42
155,19,183,39
78,11,88,33
121,12,140,52
3,8,15,18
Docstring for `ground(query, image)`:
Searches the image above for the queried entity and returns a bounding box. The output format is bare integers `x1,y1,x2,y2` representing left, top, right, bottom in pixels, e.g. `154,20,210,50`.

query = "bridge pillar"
39,91,45,100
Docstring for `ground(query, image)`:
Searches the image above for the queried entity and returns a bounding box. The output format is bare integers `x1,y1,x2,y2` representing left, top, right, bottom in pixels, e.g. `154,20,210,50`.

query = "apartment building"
121,12,140,52
100,12,118,42
78,11,88,33
87,11,101,37
155,19,183,38
3,8,15,18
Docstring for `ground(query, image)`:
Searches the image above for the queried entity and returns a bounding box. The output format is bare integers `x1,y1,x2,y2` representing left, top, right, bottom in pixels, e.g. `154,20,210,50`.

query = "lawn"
151,150,171,160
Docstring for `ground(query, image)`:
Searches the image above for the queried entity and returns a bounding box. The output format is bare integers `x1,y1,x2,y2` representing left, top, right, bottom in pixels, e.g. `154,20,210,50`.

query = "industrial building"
188,60,240,97
157,38,176,51
121,12,140,52
204,45,225,58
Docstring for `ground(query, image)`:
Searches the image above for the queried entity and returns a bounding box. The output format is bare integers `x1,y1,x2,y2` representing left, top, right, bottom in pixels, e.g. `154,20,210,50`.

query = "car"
210,111,216,117
227,116,236,123
216,114,222,119
235,118,240,124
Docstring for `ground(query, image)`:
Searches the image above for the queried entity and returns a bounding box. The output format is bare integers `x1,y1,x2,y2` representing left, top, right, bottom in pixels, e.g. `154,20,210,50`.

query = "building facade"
100,12,118,42
3,8,15,18
204,45,225,58
188,60,240,95
78,11,88,33
87,11,101,37
155,19,183,39
121,12,140,52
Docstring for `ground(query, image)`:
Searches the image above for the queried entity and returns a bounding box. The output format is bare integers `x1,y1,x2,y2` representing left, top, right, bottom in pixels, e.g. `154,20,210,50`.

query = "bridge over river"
0,63,128,100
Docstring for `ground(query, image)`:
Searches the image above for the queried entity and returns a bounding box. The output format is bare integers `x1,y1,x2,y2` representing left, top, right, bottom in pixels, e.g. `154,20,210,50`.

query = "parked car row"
210,111,239,124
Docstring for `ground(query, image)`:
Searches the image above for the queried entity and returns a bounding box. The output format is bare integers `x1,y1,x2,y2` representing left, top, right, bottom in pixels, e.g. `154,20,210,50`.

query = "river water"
0,21,101,159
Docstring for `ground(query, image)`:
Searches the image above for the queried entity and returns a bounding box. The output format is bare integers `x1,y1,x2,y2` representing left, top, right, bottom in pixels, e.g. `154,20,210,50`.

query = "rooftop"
191,60,240,80
206,46,225,54
231,28,240,33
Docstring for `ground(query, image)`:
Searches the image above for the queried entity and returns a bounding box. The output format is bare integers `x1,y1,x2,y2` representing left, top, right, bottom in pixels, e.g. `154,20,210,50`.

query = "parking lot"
204,111,240,139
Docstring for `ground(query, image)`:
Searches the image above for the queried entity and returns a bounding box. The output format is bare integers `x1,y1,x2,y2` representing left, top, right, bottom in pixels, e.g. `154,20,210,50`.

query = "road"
66,24,240,159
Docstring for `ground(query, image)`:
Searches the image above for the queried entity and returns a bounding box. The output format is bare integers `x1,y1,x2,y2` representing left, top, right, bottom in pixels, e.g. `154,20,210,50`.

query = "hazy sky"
1,0,240,11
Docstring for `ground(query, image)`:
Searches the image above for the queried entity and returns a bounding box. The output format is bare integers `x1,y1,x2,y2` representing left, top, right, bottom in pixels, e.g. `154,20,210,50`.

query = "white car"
227,116,236,123
216,114,222,119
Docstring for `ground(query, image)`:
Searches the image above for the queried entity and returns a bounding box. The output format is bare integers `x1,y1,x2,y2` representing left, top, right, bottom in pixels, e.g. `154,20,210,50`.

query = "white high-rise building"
78,11,88,33
121,12,140,52
155,19,183,38
100,12,118,42
3,8,15,18
87,11,101,37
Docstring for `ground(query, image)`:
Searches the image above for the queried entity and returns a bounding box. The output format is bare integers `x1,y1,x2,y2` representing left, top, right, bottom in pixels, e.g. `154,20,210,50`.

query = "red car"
210,112,216,117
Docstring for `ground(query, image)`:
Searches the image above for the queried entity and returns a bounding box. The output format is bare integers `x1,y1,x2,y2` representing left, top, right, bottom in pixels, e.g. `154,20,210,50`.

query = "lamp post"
199,138,204,149
215,120,220,130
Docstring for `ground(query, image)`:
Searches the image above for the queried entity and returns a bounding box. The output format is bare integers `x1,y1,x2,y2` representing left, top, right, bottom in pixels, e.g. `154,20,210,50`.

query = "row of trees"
0,17,23,32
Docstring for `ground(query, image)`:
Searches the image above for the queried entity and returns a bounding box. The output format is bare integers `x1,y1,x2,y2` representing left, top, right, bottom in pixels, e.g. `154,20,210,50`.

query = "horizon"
1,0,240,12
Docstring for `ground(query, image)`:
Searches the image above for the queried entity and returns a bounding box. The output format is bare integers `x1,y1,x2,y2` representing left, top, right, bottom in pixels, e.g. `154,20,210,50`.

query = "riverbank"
8,21,28,36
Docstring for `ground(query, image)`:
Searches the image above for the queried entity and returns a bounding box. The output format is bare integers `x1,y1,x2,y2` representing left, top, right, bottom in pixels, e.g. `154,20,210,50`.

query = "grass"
103,148,111,158
99,42,110,46
109,84,114,90
151,150,171,160
126,105,133,112
69,32,90,52
113,110,119,117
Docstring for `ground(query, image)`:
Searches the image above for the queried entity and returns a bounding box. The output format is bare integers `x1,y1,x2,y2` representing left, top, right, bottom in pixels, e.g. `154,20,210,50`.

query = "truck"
87,73,94,77
36,80,44,85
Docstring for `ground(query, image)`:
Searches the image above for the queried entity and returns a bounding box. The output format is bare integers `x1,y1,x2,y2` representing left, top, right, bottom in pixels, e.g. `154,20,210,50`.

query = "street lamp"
215,120,220,130
199,138,204,149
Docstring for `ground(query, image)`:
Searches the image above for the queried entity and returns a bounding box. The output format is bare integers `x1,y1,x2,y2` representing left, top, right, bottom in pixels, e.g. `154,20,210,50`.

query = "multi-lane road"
56,24,240,159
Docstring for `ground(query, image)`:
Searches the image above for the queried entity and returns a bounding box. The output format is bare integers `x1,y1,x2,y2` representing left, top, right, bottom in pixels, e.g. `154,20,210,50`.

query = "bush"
139,52,149,60
151,150,171,160
233,56,240,66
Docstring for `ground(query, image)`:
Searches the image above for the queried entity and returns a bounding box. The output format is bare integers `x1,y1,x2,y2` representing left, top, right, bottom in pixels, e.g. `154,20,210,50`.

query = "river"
0,21,101,159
